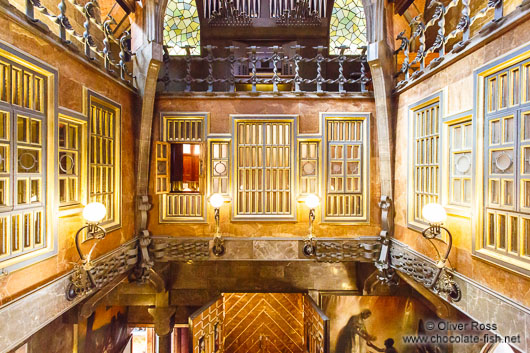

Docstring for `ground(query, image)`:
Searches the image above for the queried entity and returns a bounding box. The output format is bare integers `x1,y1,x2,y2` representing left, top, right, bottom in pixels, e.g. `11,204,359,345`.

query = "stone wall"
0,10,138,304
394,20,530,308
150,96,381,238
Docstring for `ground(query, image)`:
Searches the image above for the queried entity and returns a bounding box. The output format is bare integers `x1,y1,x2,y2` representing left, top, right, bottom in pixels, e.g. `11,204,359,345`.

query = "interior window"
170,143,201,193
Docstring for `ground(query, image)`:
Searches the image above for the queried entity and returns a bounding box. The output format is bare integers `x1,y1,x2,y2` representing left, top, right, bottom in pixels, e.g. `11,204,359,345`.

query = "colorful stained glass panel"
163,0,201,55
329,0,366,55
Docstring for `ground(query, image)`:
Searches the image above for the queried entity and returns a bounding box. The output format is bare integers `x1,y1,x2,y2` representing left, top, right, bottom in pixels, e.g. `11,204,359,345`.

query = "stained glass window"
329,0,366,55
163,0,201,56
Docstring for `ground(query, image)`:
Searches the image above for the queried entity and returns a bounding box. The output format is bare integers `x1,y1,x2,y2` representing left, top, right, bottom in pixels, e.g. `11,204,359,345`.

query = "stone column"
158,333,173,353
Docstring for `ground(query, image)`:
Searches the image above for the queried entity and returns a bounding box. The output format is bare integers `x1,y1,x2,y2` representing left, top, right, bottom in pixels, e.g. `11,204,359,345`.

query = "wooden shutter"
199,142,206,195
155,142,170,194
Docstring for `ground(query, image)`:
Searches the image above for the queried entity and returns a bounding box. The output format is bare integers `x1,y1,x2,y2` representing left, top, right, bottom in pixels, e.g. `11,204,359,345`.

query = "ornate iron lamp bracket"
212,208,225,257
66,224,107,300
421,224,462,302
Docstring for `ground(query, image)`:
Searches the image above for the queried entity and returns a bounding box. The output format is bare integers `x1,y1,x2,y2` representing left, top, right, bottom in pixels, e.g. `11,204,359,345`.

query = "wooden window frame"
231,115,297,221
441,110,473,218
88,93,122,232
322,113,369,223
208,139,230,197
58,112,87,211
0,44,58,273
158,112,208,223
407,93,442,232
474,45,530,276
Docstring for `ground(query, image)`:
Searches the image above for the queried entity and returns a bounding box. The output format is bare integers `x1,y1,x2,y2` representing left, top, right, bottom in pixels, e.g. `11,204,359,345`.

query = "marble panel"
253,240,299,260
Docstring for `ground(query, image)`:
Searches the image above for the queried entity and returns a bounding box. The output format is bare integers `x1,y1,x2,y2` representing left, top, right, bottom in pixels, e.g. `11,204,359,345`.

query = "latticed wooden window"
210,141,230,195
234,119,294,219
299,141,319,195
0,57,47,265
448,120,472,206
324,116,368,222
482,58,530,268
58,119,81,206
412,102,440,224
157,115,207,222
89,100,120,228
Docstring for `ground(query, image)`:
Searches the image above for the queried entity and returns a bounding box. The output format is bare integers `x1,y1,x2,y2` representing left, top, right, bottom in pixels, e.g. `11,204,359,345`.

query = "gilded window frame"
158,112,209,223
321,112,370,224
0,41,58,273
231,114,297,221
473,43,530,277
87,92,122,232
441,110,473,218
57,108,88,215
407,92,443,232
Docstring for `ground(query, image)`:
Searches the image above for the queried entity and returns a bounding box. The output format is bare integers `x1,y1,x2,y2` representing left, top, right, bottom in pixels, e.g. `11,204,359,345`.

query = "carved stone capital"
148,306,177,336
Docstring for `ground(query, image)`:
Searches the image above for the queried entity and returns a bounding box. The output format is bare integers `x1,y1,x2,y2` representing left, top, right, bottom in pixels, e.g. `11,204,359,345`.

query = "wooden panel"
191,297,224,353
155,142,170,194
303,295,328,353
223,293,304,353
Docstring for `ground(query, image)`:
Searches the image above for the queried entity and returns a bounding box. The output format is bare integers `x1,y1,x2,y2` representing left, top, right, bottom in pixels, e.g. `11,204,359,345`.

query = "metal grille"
315,240,380,262
166,118,203,142
413,103,440,222
151,238,210,261
89,102,116,224
325,118,366,220
235,121,292,217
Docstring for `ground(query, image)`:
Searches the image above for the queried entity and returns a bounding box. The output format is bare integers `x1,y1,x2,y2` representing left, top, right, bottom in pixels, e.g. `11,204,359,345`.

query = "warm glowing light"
422,203,447,224
209,193,225,209
305,194,320,209
193,145,200,155
83,202,107,223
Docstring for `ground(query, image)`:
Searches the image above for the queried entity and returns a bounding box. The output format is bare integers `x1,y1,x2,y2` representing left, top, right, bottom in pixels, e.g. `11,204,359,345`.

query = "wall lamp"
421,203,461,301
66,202,107,300
302,194,320,257
209,193,229,257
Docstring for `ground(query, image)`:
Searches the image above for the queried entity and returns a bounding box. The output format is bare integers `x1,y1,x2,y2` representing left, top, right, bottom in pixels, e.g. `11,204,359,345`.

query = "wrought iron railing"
394,0,530,91
159,45,371,94
8,0,134,84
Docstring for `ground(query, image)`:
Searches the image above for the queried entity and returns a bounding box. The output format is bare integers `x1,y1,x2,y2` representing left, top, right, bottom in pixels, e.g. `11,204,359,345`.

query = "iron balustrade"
394,0,530,91
159,45,371,94
20,0,134,84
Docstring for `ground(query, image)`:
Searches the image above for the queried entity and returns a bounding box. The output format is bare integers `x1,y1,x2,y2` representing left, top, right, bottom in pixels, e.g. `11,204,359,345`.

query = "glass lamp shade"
83,202,107,223
305,194,320,210
422,203,447,224
209,193,225,209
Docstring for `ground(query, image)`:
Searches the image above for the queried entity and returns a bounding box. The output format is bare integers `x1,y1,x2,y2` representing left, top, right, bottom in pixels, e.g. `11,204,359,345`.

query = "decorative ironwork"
315,239,380,262
389,240,461,302
160,45,370,94
66,239,138,299
276,0,322,26
150,238,210,261
14,0,134,84
393,0,528,91
208,0,252,26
